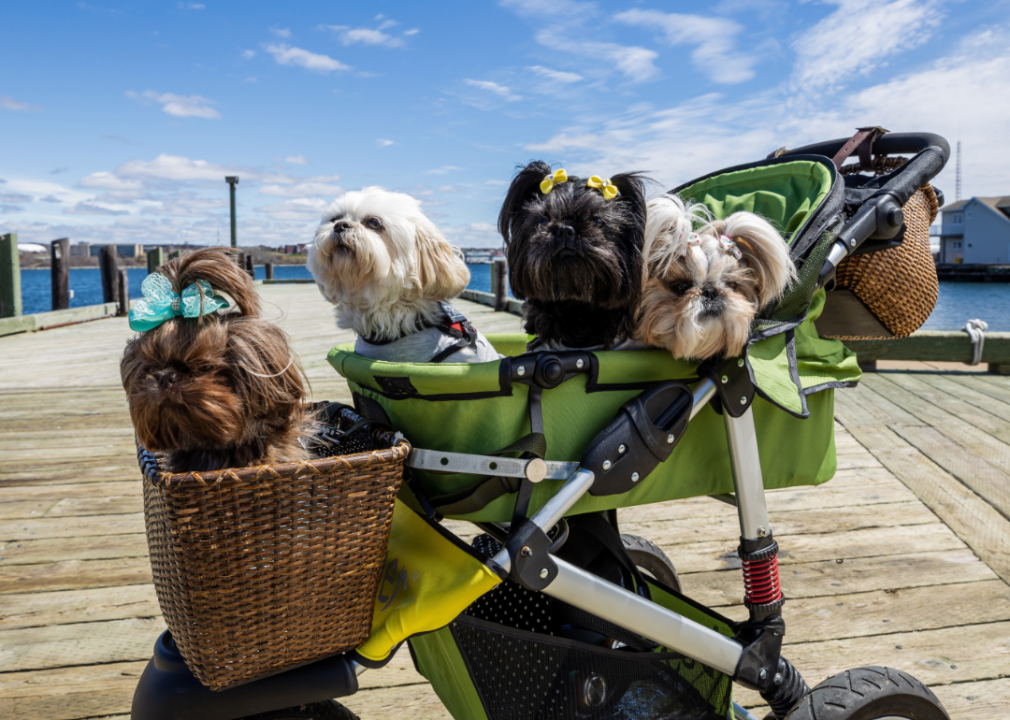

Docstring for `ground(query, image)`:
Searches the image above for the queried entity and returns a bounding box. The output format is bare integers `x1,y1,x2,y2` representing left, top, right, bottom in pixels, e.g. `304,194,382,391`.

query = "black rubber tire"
242,699,360,720
783,666,949,720
621,533,682,593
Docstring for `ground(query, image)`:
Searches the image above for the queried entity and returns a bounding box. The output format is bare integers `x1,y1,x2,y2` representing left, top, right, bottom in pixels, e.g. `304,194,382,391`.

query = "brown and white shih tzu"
121,248,314,473
498,162,648,350
308,186,500,363
636,194,796,360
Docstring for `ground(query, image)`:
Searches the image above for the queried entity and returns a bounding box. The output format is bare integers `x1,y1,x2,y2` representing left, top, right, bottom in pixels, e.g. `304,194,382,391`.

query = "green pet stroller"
130,132,950,720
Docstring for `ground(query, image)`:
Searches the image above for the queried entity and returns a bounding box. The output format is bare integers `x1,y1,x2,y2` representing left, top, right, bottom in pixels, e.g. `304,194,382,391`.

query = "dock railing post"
168,250,181,261
245,254,255,279
51,238,70,311
0,233,23,318
117,269,130,317
265,261,274,280
147,247,164,274
99,246,120,307
491,258,508,312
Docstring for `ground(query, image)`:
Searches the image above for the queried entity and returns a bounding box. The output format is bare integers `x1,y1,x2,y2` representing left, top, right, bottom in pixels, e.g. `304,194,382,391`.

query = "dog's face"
499,162,645,309
121,316,305,455
637,196,795,360
308,186,469,312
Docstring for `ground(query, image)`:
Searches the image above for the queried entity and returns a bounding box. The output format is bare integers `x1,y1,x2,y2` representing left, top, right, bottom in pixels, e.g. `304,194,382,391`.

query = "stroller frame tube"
723,407,771,541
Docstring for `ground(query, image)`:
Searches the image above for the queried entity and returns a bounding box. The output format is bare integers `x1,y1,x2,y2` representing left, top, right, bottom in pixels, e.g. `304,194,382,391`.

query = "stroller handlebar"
781,132,950,165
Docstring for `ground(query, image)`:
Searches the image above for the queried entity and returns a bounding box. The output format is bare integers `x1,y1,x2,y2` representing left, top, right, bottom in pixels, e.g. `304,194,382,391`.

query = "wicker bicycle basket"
827,159,940,340
137,405,410,691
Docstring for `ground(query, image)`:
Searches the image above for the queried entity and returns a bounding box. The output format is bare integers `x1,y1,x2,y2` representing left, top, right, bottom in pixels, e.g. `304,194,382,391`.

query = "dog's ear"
610,171,648,250
718,212,797,308
414,218,470,299
498,160,553,246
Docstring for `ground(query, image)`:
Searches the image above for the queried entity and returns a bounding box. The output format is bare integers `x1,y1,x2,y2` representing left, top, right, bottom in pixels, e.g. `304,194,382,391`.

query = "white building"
936,196,1010,264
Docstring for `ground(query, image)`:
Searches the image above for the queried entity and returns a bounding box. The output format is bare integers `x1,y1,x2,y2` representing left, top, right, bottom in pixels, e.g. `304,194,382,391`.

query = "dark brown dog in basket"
121,247,316,472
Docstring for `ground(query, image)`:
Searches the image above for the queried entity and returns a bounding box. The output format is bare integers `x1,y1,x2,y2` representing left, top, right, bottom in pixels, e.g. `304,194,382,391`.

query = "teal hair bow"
128,273,230,332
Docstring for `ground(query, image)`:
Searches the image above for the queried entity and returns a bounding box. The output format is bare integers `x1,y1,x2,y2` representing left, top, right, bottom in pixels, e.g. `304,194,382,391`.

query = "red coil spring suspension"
741,553,783,606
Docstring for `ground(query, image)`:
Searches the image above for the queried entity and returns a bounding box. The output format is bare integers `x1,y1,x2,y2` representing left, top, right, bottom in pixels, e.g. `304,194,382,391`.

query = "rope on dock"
963,318,989,365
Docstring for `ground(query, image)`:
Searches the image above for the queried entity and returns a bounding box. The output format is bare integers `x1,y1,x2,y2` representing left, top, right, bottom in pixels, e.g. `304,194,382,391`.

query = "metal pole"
225,176,239,248
0,233,21,318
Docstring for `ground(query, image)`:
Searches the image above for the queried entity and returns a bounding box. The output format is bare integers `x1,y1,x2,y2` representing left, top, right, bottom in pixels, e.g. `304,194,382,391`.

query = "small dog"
498,162,647,350
636,194,796,360
308,186,500,363
121,248,313,473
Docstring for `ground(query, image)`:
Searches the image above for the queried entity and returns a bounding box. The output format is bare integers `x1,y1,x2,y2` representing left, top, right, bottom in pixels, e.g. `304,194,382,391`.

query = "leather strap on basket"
831,126,889,171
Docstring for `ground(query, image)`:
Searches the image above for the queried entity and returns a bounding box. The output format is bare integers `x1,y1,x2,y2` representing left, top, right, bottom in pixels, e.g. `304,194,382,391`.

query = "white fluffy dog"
636,194,796,360
308,186,500,363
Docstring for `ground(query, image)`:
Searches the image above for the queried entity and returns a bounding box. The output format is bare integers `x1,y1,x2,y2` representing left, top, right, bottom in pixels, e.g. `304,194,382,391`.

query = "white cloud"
64,202,130,216
499,0,593,17
78,171,144,190
284,155,309,165
615,9,757,84
258,176,344,198
536,31,659,83
242,49,256,59
182,3,205,9
527,65,583,84
442,222,501,248
114,154,246,183
377,138,395,147
271,27,292,38
264,43,350,73
464,79,522,101
258,197,329,221
326,24,404,48
126,90,221,119
0,191,32,204
1,178,92,206
426,165,462,175
0,96,41,112
143,193,227,217
791,0,946,90
404,28,419,36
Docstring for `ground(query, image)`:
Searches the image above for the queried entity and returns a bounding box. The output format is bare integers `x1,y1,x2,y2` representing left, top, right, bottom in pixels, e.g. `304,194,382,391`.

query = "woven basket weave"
138,411,409,691
827,161,940,340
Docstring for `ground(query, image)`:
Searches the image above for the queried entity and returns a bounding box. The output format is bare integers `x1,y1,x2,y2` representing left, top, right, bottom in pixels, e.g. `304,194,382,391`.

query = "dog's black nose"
333,221,350,234
701,284,720,300
157,369,182,389
552,226,580,257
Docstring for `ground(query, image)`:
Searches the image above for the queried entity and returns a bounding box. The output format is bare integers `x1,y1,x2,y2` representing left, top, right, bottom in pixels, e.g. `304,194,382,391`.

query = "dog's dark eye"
365,217,382,230
670,281,692,295
593,217,603,225
538,220,548,227
197,364,215,374
728,282,741,292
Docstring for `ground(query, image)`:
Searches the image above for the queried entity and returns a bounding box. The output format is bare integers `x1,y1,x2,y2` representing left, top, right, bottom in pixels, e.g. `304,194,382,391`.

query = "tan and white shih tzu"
308,186,500,363
636,194,796,360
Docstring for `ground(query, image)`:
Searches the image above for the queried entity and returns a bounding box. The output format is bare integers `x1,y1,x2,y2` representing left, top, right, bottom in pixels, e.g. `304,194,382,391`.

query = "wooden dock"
1,283,1009,719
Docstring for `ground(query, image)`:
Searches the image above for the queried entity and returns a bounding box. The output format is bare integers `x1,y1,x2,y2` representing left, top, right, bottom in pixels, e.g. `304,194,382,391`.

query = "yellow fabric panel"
356,500,502,662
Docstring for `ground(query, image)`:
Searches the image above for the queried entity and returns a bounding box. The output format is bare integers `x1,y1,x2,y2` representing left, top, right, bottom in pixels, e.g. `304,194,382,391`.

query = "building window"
953,241,962,249
951,213,962,225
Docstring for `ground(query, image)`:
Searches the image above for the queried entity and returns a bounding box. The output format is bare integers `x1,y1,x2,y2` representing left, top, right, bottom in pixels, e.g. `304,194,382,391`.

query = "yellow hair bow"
539,168,568,194
586,175,619,200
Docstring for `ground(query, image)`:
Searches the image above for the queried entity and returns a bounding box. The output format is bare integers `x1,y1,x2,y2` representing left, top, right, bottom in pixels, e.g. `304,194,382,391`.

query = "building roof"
942,196,1010,213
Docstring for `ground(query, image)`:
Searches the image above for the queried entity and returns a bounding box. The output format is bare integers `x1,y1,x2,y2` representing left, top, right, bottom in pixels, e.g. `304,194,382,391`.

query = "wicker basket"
138,406,410,691
827,161,940,340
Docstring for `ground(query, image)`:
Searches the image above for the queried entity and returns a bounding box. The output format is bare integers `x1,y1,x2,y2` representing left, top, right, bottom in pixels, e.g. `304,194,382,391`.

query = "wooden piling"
98,246,119,306
491,258,508,312
168,250,181,261
50,238,70,311
245,254,255,278
0,232,22,318
116,269,129,317
147,247,164,274
265,262,274,280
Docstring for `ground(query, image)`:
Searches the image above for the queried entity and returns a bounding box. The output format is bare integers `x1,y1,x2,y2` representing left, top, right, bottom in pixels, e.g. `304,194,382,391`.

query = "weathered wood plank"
842,331,1010,363
0,584,158,630
0,661,146,720
0,514,145,542
0,616,165,673
0,534,148,566
0,557,152,595
680,549,995,608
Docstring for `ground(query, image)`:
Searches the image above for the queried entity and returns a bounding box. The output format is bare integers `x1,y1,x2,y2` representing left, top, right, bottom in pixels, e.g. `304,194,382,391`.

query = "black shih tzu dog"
498,161,647,350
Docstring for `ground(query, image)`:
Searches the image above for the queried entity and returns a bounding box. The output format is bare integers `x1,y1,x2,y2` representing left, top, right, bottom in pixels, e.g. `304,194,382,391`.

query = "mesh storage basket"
138,405,410,690
827,160,940,340
410,537,734,720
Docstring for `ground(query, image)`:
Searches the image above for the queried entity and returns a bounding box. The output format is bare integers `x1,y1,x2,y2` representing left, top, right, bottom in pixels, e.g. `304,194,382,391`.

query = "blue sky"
2,0,1009,249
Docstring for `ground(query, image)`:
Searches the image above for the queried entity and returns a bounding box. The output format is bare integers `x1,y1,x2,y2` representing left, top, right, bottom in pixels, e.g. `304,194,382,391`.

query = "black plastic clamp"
505,518,558,591
732,614,786,693
702,355,756,418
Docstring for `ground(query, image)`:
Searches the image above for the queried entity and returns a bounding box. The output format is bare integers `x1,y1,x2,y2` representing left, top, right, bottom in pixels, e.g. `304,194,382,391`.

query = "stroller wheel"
783,666,949,720
621,534,681,593
240,699,360,720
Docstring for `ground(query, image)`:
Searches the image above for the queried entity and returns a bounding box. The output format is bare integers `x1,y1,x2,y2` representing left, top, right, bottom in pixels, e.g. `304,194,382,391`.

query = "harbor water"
15,264,1008,331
